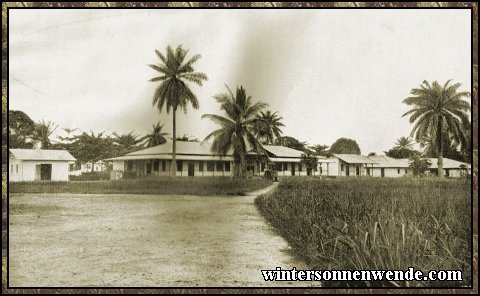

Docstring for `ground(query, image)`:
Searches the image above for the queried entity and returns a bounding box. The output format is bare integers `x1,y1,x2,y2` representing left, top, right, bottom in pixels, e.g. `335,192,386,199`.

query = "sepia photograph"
2,2,477,292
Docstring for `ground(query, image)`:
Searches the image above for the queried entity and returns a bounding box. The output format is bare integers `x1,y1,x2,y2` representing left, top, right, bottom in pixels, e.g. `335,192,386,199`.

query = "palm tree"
253,110,284,145
202,85,267,177
113,131,143,155
141,123,170,148
149,45,208,176
402,80,470,177
309,144,330,157
33,120,58,149
394,136,414,150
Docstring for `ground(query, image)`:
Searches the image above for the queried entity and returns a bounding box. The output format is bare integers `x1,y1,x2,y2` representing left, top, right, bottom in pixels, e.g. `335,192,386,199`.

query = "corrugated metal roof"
333,154,377,164
368,155,410,168
262,145,304,158
108,154,234,161
426,158,471,169
126,141,233,157
9,149,76,161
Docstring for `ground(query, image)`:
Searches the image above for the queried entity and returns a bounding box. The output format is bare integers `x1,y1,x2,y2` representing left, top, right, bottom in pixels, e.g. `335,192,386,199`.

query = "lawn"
255,177,472,288
9,177,272,196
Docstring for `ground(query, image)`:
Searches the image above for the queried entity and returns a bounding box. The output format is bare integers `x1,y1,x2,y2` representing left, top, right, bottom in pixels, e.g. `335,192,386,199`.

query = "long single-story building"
107,142,315,178
327,154,470,178
9,149,76,182
108,141,235,178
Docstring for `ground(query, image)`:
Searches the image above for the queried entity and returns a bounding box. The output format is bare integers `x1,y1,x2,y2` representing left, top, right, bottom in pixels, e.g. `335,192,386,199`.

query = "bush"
69,171,110,181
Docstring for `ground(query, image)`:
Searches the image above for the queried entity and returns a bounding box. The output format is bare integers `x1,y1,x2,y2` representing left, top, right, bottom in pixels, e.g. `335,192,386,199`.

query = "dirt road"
9,185,314,287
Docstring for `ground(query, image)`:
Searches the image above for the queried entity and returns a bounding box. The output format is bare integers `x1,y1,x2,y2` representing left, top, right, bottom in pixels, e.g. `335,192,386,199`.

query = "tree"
202,85,267,177
252,110,284,145
71,131,115,172
330,138,361,154
113,131,143,156
274,136,307,152
141,122,170,148
385,147,419,159
394,136,414,150
301,150,318,176
149,45,208,176
9,110,35,148
309,144,330,157
408,154,432,176
32,120,58,149
403,80,470,177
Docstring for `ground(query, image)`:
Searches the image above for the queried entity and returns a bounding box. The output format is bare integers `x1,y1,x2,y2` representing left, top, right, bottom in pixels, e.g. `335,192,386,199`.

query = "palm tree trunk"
437,121,444,178
171,107,177,176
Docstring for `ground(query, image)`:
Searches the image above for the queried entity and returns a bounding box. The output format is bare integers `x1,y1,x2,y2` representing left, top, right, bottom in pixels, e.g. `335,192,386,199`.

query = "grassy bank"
255,177,471,287
10,177,272,196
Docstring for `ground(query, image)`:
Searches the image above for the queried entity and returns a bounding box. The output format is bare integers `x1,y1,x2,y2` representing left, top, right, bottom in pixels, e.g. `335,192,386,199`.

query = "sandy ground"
9,185,316,287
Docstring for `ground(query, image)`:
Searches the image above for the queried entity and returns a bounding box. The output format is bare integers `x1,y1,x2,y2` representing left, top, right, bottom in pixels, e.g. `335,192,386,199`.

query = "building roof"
426,158,470,169
368,155,470,169
9,149,76,161
368,155,410,168
262,145,304,158
333,154,377,164
107,141,234,161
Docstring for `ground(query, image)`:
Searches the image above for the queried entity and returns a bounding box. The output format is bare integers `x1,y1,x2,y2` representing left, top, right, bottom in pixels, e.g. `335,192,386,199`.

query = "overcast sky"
9,9,471,154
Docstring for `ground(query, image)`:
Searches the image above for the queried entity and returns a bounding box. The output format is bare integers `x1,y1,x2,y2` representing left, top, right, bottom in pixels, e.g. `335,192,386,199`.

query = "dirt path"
9,185,314,287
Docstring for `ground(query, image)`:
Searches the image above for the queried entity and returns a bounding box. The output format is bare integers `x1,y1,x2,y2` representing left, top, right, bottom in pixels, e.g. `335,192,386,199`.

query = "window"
299,163,302,172
153,160,159,171
177,160,183,172
199,162,204,172
207,161,215,172
225,162,230,172
10,165,13,173
341,164,344,171
216,161,224,171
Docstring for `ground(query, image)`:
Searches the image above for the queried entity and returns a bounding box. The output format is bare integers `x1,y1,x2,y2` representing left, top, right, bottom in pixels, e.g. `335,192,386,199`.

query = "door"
188,162,195,177
291,163,295,176
346,165,350,176
40,164,52,180
146,163,152,175
356,166,360,176
381,168,385,178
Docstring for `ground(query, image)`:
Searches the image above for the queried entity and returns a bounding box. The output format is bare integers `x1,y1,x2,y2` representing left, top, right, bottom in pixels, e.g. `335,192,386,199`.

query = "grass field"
9,177,272,196
255,177,472,288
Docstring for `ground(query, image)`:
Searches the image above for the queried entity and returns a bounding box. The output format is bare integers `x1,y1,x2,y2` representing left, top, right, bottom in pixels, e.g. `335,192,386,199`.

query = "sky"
9,9,471,154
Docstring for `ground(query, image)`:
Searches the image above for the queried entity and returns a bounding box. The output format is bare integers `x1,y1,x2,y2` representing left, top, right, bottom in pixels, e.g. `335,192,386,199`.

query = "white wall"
370,167,411,178
9,159,70,182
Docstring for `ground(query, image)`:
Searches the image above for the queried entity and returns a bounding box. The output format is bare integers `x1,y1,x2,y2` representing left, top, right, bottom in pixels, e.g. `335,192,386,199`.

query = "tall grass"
255,177,471,287
10,177,272,196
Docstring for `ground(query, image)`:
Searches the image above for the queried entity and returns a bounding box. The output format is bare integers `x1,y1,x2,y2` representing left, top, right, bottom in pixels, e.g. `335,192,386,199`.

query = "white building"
9,149,76,182
327,154,470,178
108,141,234,178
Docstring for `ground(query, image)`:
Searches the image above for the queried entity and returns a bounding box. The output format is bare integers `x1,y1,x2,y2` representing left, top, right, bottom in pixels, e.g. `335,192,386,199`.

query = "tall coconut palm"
402,80,470,177
141,123,170,148
394,136,414,150
202,85,267,177
149,45,208,175
253,110,284,145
